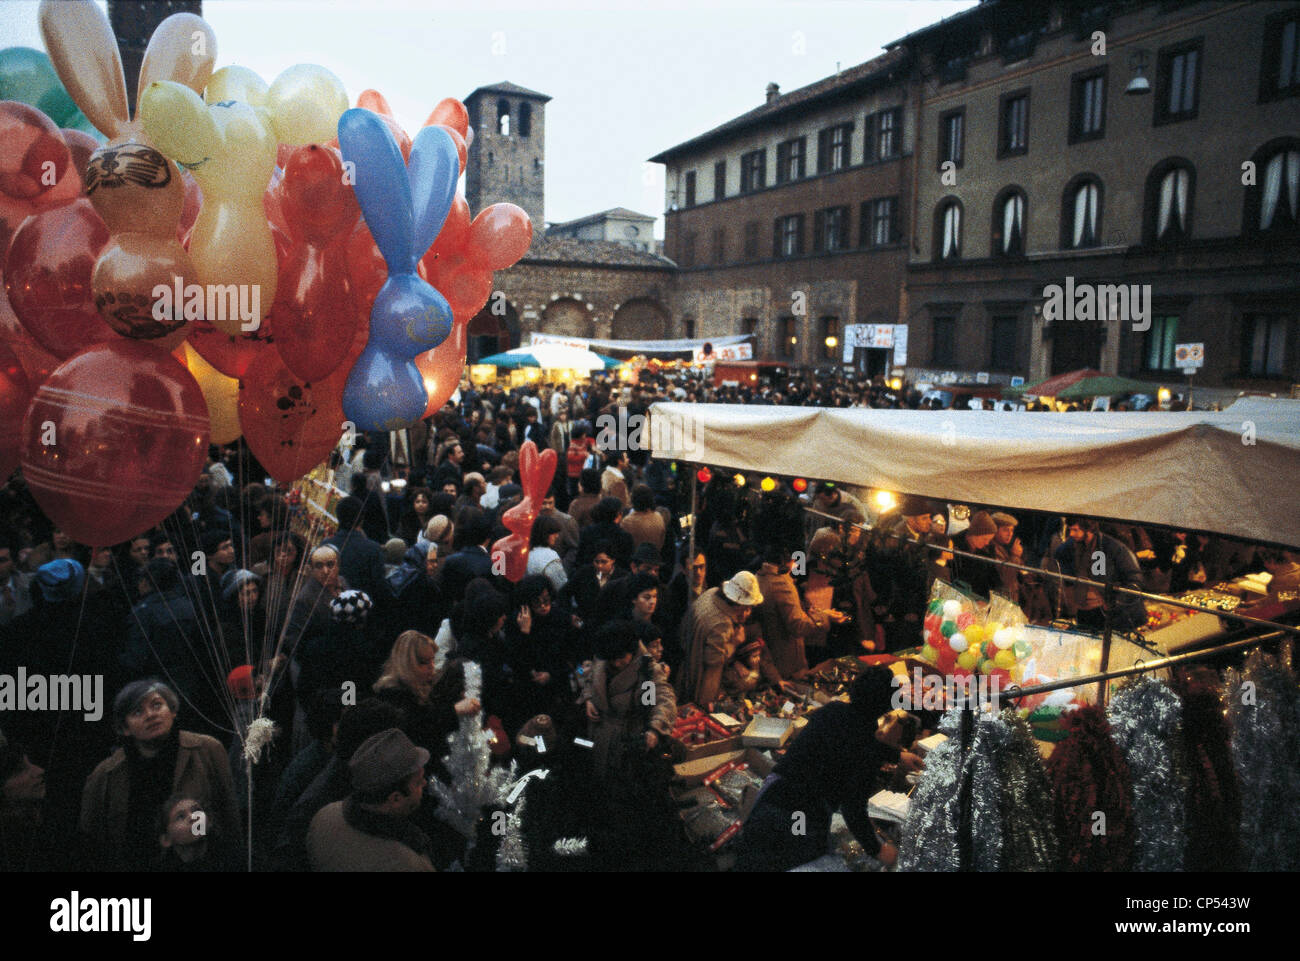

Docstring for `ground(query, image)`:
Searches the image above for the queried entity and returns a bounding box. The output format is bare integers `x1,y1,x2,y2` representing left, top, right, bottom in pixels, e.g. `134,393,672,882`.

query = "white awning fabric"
530,332,751,355
649,397,1300,547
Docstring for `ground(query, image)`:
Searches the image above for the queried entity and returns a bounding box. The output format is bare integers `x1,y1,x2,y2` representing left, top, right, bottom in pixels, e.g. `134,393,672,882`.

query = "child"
722,639,766,696
157,795,233,871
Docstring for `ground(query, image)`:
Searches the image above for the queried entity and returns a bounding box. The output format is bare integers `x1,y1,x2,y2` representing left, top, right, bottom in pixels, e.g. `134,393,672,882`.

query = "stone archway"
610,298,669,340
540,297,595,338
467,302,520,362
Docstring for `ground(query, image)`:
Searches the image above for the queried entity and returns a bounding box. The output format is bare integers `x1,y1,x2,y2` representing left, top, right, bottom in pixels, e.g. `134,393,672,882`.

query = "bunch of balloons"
0,0,533,547
919,594,1032,689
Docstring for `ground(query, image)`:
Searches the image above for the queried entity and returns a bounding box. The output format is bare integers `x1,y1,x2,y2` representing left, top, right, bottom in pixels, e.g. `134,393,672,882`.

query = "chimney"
765,82,780,104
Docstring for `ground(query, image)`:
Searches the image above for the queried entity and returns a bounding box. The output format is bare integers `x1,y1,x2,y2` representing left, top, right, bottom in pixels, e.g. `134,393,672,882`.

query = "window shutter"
863,113,876,163
773,218,783,258
813,210,825,252
817,129,830,173
796,214,806,255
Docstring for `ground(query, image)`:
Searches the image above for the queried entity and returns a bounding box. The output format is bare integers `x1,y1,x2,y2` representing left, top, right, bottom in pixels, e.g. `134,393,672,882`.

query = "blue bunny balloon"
337,109,459,430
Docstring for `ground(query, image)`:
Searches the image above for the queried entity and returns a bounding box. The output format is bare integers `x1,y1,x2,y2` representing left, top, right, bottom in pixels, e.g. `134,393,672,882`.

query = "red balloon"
5,198,115,358
238,348,349,484
424,98,468,138
426,193,470,261
20,340,210,546
0,103,84,253
0,282,60,385
0,339,31,482
59,129,97,191
468,203,533,270
271,145,362,381
346,219,387,317
439,126,467,175
186,320,270,380
420,251,493,316
416,314,467,418
491,441,557,582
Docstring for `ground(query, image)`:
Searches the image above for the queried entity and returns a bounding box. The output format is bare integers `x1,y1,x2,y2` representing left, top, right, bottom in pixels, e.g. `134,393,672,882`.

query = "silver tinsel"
900,708,1057,871
494,796,528,872
1106,676,1187,872
899,708,966,871
1223,650,1300,871
429,660,518,841
552,837,589,857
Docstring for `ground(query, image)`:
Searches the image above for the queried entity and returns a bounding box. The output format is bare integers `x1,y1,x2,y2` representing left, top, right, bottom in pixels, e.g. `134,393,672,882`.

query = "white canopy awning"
530,332,751,355
649,397,1300,547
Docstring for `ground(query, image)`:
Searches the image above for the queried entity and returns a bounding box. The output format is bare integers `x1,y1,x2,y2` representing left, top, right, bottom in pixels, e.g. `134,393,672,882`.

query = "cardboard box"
742,715,795,749
673,747,775,787
668,732,744,763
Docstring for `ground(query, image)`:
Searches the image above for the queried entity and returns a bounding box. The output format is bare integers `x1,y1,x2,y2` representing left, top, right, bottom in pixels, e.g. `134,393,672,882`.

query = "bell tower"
464,82,550,233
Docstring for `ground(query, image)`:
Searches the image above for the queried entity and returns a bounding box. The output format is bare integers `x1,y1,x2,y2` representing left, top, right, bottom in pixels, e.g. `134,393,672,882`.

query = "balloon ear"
39,0,130,139
206,65,269,107
338,108,414,271
136,12,216,114
139,81,218,162
407,126,459,261
357,89,395,117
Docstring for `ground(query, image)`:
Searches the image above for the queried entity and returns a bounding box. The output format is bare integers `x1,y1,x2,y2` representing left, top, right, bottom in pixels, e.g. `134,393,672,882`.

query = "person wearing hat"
951,510,1001,599
753,543,847,678
679,570,793,709
306,728,435,872
80,680,238,872
869,496,948,653
734,666,925,872
1053,517,1148,633
812,481,867,526
991,512,1027,605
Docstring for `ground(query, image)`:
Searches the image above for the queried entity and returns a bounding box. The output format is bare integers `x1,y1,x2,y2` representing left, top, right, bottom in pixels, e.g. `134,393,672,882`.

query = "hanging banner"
693,341,753,363
893,325,908,365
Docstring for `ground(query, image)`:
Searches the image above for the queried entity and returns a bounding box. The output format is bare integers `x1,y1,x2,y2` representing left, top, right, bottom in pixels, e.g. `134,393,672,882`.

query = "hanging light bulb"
873,490,897,511
733,473,747,487
760,476,777,492
696,467,712,484
792,477,808,493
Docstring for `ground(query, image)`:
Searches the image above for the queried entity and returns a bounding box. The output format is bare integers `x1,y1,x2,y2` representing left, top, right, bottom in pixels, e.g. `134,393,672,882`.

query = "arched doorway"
467,302,520,363
611,298,669,340
540,298,595,338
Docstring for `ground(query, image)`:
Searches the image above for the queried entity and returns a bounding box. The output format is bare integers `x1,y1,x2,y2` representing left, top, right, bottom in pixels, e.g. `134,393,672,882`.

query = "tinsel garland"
899,708,966,871
242,717,277,764
1106,676,1187,872
985,710,1059,872
1223,650,1300,871
900,708,1057,871
1046,705,1134,871
1178,677,1241,871
429,661,518,842
552,837,589,857
494,796,528,872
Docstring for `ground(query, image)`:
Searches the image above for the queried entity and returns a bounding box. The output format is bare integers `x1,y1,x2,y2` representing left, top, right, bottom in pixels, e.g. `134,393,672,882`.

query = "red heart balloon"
20,340,210,546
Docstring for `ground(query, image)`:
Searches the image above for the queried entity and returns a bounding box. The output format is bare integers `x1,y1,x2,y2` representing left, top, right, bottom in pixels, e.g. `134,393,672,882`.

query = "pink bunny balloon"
491,440,558,582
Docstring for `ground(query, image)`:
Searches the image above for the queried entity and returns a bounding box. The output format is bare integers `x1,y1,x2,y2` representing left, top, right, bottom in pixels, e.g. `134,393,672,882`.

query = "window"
714,160,726,200
814,206,850,252
497,98,511,136
680,232,697,268
1256,144,1300,233
742,317,758,339
1069,68,1106,143
1241,313,1289,377
779,316,798,358
740,149,766,193
1063,177,1102,249
1155,39,1201,124
932,317,956,366
817,123,853,173
1143,314,1180,372
684,170,696,207
743,221,760,260
934,198,962,260
939,109,964,167
1144,161,1195,243
683,317,696,340
774,214,804,258
1260,9,1300,101
518,103,532,137
993,188,1026,256
861,196,900,247
990,315,1018,371
711,228,725,264
999,91,1029,157
820,317,840,360
876,107,901,159
776,137,806,183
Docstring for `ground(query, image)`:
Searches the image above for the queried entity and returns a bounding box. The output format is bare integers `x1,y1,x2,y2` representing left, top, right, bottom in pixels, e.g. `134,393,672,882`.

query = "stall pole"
1098,562,1116,706
687,469,698,566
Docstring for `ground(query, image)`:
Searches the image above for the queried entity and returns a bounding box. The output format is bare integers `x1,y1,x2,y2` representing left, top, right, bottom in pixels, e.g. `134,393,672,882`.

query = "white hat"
721,570,764,606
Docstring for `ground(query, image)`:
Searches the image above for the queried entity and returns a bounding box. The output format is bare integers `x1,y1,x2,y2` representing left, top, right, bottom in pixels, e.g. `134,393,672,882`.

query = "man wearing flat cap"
306,728,434,871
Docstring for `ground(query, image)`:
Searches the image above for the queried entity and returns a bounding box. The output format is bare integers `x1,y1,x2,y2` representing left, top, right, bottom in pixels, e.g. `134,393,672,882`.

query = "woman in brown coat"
580,622,676,782
80,680,239,872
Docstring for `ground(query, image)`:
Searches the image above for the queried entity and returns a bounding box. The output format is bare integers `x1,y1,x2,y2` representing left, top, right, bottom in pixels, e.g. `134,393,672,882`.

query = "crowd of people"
1,370,1293,873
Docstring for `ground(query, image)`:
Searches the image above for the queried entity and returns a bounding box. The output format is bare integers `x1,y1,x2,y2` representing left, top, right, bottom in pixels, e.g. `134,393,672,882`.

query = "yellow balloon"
206,65,269,106
267,64,349,145
140,80,278,336
964,624,984,646
178,342,241,444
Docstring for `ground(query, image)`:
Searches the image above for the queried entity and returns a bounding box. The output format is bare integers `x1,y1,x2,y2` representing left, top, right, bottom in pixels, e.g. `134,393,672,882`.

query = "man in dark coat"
322,496,390,605
437,509,495,602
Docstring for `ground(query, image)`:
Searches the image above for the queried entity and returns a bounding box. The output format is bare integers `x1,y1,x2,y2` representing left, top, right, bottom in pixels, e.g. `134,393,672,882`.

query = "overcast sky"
1,0,974,235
